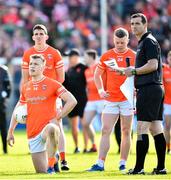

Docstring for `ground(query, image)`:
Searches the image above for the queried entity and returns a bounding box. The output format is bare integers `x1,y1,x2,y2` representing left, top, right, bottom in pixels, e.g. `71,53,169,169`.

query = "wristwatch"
131,68,137,75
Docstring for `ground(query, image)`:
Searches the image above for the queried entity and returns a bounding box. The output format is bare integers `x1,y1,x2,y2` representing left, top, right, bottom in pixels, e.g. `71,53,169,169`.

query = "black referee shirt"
135,32,163,88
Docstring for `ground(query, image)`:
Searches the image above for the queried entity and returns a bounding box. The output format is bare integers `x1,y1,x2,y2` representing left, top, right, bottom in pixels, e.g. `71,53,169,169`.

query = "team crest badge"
47,54,52,59
42,84,47,90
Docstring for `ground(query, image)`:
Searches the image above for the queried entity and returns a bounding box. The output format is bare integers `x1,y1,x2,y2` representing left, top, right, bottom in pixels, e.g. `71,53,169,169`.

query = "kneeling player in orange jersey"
7,54,77,174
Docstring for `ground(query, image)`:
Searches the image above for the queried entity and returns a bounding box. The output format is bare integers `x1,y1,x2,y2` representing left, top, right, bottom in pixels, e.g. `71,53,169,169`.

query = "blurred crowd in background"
0,0,171,65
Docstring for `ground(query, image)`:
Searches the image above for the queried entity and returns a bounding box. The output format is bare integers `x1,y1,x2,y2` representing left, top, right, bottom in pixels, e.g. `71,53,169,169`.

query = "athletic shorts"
164,104,171,115
84,100,104,114
28,130,46,154
68,97,87,118
136,84,164,121
102,100,133,116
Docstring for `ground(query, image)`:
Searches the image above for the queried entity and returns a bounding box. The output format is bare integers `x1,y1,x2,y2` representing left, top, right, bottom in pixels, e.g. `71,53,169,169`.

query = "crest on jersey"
42,84,47,90
47,54,52,59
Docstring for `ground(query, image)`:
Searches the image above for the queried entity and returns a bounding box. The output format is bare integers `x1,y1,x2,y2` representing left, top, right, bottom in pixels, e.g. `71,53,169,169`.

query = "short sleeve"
145,39,158,60
98,54,107,70
54,50,64,69
22,51,29,69
55,81,67,97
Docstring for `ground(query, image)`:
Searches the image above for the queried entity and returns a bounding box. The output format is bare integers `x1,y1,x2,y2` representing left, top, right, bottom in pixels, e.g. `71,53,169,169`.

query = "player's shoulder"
100,49,114,60
47,46,61,55
127,48,136,56
45,76,61,85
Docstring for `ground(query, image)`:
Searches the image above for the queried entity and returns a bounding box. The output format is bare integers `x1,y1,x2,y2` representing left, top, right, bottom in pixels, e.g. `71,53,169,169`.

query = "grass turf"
0,130,170,179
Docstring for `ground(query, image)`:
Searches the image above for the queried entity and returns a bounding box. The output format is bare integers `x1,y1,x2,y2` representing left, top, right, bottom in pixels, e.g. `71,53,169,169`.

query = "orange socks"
60,152,65,161
48,157,57,168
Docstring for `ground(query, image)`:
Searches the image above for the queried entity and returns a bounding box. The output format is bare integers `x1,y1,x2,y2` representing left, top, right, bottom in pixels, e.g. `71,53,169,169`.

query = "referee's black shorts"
136,84,164,121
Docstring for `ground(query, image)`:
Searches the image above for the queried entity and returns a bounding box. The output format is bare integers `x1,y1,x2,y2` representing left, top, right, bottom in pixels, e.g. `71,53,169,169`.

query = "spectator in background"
63,48,88,153
0,64,11,154
82,49,104,153
163,51,171,154
0,1,171,61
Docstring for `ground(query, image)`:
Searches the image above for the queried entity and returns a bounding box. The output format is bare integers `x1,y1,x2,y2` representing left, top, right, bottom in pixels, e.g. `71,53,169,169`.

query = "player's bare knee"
48,125,59,138
102,126,112,136
122,128,131,136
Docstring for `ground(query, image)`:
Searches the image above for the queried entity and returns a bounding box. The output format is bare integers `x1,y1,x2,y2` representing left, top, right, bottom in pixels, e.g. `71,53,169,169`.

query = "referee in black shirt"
124,13,166,175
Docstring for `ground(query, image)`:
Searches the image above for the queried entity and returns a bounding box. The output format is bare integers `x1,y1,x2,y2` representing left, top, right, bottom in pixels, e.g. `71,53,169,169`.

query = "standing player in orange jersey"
82,49,104,152
21,24,69,171
7,54,77,174
163,51,171,154
88,28,135,173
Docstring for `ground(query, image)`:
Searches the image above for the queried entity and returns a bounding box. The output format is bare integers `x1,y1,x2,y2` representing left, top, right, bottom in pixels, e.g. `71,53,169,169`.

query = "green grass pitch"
0,130,170,179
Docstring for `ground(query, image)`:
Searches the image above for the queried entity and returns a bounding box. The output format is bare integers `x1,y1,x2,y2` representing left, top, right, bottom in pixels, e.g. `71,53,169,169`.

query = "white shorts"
164,104,171,115
84,100,104,114
103,100,133,116
28,131,46,154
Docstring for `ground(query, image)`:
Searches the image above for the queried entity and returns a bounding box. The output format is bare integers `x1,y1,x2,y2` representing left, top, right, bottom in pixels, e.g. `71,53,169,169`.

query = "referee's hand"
124,67,134,77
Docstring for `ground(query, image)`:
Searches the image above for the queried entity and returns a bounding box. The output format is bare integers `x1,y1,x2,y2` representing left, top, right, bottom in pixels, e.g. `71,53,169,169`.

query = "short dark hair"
131,13,147,24
85,49,97,60
33,24,48,34
64,48,80,57
114,28,129,38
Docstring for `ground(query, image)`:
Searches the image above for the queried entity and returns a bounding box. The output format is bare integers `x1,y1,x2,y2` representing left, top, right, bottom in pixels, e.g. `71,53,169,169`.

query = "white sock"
96,159,104,168
119,159,126,166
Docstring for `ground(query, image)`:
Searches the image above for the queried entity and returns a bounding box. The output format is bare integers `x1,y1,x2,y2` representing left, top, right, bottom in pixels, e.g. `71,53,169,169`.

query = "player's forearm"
136,59,158,75
8,102,21,133
8,115,18,134
94,74,105,92
61,94,77,119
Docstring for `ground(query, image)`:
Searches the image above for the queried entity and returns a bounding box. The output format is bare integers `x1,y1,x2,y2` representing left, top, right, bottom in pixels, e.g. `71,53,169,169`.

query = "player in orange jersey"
7,54,77,174
21,24,69,171
88,28,135,173
163,51,171,154
82,49,104,152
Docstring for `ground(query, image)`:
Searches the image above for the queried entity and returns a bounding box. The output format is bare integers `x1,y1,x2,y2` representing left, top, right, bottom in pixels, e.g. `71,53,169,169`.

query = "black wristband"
131,69,137,75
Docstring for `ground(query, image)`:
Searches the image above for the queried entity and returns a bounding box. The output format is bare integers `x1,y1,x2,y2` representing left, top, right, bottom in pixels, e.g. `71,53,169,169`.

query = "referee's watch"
131,68,137,75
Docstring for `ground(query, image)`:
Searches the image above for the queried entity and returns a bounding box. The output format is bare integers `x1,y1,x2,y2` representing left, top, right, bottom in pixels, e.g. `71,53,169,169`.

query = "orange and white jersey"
85,63,100,101
98,48,136,102
163,64,171,104
20,77,67,139
22,45,64,80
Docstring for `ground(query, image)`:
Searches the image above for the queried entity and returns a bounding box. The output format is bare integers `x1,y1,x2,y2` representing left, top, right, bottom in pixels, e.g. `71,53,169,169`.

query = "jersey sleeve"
55,81,67,97
98,54,107,70
145,39,159,60
54,50,64,69
22,51,30,70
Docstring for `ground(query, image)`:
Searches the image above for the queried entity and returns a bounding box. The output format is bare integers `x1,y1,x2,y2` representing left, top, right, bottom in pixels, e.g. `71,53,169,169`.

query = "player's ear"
32,35,35,41
45,34,49,41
